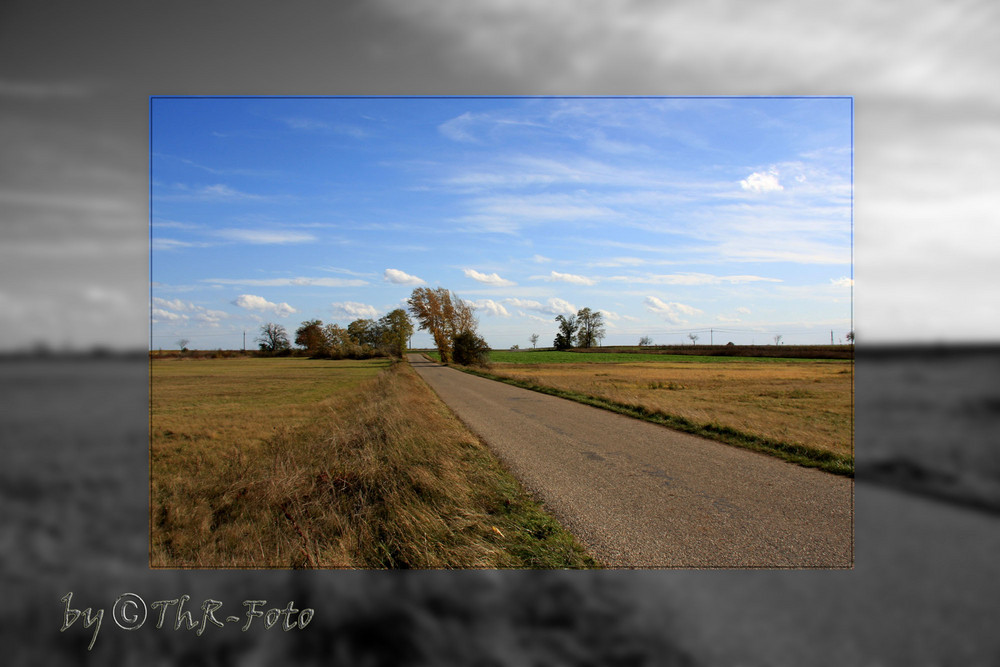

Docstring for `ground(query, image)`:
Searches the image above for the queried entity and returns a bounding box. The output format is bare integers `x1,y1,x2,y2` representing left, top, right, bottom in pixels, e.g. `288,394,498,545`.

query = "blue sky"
151,96,852,350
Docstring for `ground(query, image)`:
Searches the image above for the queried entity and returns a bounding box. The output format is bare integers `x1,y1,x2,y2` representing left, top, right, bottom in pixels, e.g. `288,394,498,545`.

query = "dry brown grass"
151,358,595,568
487,360,854,459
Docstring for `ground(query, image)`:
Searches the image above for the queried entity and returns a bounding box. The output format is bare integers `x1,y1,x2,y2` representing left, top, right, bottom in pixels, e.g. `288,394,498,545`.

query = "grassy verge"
457,365,854,477
151,358,597,568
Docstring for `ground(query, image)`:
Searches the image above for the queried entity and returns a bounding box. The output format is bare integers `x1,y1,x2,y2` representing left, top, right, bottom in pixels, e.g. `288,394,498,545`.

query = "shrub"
452,331,490,366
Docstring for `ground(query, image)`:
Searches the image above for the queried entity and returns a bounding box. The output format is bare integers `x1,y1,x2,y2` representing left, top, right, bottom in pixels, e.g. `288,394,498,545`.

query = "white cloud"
540,270,596,286
831,277,854,287
215,229,315,244
505,298,544,310
644,296,703,324
471,299,510,318
740,168,783,193
737,307,752,315
151,308,187,323
546,297,577,316
232,294,297,317
609,272,781,285
204,277,367,287
194,309,228,326
503,297,576,316
532,254,551,263
152,297,194,311
464,269,516,286
151,297,230,327
383,268,426,285
331,301,379,319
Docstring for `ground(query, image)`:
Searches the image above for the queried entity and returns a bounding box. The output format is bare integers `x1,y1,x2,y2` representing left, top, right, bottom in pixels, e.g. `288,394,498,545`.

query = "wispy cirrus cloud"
439,112,481,143
152,238,213,251
283,117,368,138
204,277,367,287
214,228,316,244
464,268,516,286
198,184,267,200
154,182,278,203
609,272,782,286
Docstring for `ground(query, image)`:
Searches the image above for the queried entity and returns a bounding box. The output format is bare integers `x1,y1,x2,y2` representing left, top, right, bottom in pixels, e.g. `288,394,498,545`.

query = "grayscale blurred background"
2,0,998,664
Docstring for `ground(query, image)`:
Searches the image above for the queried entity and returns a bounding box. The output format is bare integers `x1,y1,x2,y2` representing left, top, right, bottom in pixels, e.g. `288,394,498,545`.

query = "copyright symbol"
113,593,147,631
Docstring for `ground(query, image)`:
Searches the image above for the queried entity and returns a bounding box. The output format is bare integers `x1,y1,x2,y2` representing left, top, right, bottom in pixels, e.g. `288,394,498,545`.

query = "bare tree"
688,333,699,345
529,333,539,349
773,334,783,345
256,323,290,354
176,338,190,351
638,335,653,347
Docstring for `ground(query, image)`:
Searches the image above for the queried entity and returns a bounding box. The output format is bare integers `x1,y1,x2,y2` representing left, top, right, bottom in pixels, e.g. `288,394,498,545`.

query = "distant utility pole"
710,328,713,345
831,330,834,345
243,330,246,352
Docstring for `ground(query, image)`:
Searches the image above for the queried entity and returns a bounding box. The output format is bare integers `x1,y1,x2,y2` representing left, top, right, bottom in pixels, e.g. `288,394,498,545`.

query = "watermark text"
60,592,314,651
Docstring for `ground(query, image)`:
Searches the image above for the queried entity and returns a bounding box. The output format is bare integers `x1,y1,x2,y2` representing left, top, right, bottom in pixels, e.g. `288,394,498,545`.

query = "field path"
407,353,852,567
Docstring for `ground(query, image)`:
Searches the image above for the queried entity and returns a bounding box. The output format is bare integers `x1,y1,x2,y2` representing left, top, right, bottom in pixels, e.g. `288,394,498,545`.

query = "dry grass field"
485,359,854,461
151,356,595,568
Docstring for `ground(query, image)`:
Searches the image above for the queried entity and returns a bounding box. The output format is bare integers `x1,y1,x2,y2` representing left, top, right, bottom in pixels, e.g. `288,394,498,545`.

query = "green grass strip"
458,366,854,478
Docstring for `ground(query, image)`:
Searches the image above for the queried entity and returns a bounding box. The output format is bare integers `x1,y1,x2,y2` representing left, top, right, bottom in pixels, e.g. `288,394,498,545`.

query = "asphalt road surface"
407,353,853,568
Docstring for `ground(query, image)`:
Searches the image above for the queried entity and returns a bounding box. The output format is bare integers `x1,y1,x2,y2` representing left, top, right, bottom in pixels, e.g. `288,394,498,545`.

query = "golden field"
486,359,854,460
150,356,595,568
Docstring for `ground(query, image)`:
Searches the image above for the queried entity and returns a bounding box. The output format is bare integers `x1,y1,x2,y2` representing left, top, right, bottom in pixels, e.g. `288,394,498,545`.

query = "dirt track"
407,353,853,568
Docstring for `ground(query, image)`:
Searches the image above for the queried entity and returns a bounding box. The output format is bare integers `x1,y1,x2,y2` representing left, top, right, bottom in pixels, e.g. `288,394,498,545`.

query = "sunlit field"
150,356,595,568
151,356,388,458
482,356,854,461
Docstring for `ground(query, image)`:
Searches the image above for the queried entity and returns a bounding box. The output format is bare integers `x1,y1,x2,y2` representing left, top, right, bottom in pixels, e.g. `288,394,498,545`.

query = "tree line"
254,287,491,365
253,286,614,363
256,308,413,359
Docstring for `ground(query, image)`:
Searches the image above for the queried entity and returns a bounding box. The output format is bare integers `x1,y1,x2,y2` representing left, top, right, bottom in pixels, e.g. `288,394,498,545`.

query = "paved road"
407,353,853,568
